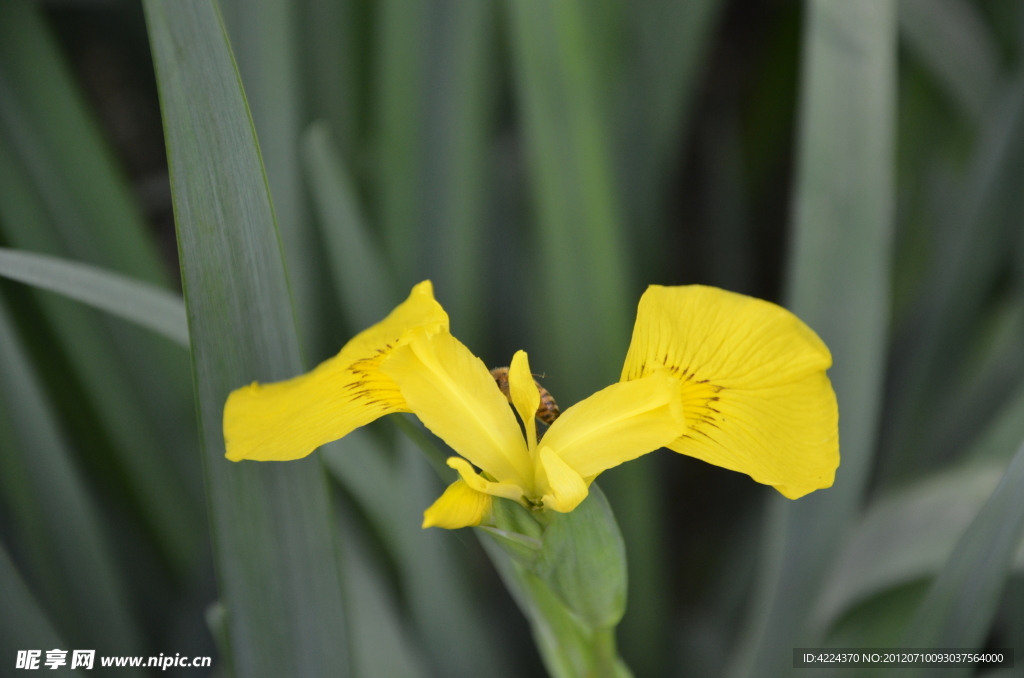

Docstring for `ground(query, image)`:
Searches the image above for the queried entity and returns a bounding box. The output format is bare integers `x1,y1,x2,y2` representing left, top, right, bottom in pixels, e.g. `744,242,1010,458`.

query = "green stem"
593,627,621,678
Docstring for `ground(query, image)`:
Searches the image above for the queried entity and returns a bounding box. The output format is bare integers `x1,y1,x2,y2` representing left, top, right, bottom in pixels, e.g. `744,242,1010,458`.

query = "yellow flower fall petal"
447,457,525,502
422,479,492,529
621,285,839,499
223,281,448,461
380,328,534,489
540,371,688,480
508,350,540,452
537,447,589,513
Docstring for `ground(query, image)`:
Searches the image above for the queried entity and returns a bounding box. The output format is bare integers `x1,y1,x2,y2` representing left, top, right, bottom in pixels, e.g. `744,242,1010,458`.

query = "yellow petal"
539,371,688,479
447,457,524,501
223,281,448,461
537,447,588,513
621,285,839,499
380,329,534,488
422,479,492,529
509,350,540,451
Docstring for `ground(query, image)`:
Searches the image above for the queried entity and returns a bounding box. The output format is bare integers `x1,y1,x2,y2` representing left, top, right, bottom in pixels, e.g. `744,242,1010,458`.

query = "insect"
490,367,561,425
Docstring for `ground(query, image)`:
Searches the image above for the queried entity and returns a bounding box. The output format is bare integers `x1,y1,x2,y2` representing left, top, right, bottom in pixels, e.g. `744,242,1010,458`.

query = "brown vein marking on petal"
650,360,728,442
344,347,409,412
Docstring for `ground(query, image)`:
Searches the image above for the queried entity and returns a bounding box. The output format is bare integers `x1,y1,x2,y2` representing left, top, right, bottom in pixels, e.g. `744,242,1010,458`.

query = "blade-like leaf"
813,464,1004,631
614,0,727,268
814,385,1024,630
0,296,142,665
0,8,201,518
372,0,495,345
505,4,663,672
820,581,930,652
881,78,1024,481
323,433,513,678
918,299,1024,466
335,502,430,678
731,2,897,676
898,0,999,123
143,1,350,675
0,0,167,285
0,128,202,576
217,0,329,357
890,439,1024,678
301,122,398,332
304,114,510,677
0,247,188,346
299,0,361,159
0,539,83,677
505,0,630,396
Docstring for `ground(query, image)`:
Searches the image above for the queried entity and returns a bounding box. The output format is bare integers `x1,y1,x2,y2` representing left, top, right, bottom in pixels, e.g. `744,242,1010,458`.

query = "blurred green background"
1,0,1024,676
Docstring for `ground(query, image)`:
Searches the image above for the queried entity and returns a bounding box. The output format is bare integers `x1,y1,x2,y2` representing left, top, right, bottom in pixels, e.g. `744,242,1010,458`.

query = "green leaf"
298,0,361,159
505,2,663,671
965,385,1024,466
811,385,1024,639
614,0,727,266
217,0,330,358
0,539,83,677
301,122,398,333
0,11,203,576
812,463,1005,631
335,503,430,678
323,433,513,678
731,2,898,676
919,299,1024,467
372,0,495,344
204,602,234,678
0,247,188,346
505,0,630,396
0,296,142,664
143,1,350,675
302,128,513,672
0,0,168,285
898,0,999,123
890,439,1024,678
882,77,1024,481
822,580,930,654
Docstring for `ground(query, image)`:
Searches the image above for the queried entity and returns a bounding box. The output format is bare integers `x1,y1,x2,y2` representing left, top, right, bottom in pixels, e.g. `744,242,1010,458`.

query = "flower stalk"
480,485,630,677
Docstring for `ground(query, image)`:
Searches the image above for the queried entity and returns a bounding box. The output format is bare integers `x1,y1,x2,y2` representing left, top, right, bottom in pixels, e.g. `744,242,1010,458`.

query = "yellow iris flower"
223,281,838,529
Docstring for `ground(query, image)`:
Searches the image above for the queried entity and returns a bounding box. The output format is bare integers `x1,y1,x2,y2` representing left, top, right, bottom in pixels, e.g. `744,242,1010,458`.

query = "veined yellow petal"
380,329,534,488
540,372,688,479
223,281,448,461
509,351,540,452
336,281,449,364
447,457,524,501
666,373,838,498
621,285,839,498
538,447,588,513
422,479,492,529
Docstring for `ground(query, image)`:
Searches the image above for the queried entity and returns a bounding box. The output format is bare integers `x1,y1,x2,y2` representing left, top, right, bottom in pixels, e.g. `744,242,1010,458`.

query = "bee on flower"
223,281,838,529
489,366,561,425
